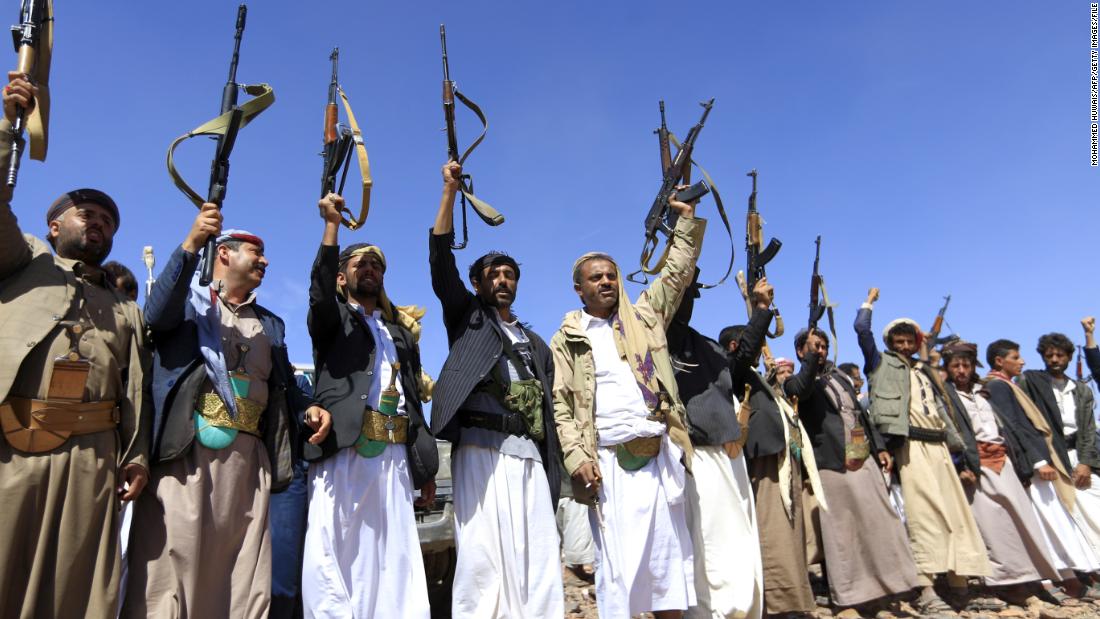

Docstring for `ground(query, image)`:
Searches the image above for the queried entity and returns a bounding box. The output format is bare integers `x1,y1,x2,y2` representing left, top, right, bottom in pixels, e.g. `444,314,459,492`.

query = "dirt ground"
561,566,1100,618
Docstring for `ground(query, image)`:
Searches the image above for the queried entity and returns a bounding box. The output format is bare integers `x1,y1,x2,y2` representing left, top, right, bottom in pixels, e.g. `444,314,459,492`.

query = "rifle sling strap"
27,0,53,162
640,134,734,288
334,86,373,230
166,83,276,208
453,88,503,226
818,276,839,363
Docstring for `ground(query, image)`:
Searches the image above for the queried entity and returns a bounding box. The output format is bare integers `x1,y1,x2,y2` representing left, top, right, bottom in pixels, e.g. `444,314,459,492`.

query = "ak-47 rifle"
6,0,51,188
923,294,952,360
142,246,155,299
631,99,714,282
165,4,274,286
320,47,372,229
736,170,783,366
806,236,837,361
1079,346,1085,382
656,101,672,175
440,24,502,250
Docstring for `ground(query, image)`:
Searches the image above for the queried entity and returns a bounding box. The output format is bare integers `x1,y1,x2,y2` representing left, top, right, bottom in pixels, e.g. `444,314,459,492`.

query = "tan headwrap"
572,252,662,408
341,245,427,344
882,317,923,347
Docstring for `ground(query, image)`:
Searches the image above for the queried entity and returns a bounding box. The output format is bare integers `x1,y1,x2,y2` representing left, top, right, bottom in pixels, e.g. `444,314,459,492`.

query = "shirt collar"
580,309,613,330
213,280,257,312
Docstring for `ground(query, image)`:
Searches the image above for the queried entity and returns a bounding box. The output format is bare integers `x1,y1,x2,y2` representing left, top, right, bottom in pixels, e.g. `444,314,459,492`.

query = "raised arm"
1084,317,1100,382
784,349,821,403
308,193,345,342
0,77,35,279
429,161,475,335
639,192,707,328
855,287,882,376
145,203,221,332
729,279,776,379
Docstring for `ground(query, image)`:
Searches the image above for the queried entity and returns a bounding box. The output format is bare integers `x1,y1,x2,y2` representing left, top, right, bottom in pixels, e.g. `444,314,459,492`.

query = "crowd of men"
3,67,1100,619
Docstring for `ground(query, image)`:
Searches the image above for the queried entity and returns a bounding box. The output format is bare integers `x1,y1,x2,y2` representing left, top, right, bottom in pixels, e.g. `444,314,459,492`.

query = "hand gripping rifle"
166,4,275,286
320,47,372,229
735,170,783,367
6,0,52,188
441,24,502,250
807,236,838,362
631,99,735,287
922,294,952,361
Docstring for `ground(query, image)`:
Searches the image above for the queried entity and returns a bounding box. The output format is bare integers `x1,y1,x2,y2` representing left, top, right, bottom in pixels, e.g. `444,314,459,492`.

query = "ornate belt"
196,392,263,435
614,434,662,471
0,397,119,453
361,408,408,444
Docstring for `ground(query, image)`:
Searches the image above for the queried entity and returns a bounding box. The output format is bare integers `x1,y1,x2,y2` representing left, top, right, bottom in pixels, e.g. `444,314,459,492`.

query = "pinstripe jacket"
428,229,561,503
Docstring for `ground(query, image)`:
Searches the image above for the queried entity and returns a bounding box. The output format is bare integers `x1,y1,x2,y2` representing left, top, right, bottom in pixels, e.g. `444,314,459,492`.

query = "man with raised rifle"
667,270,770,618
784,323,918,616
430,161,564,618
122,204,330,618
857,288,990,615
1017,326,1100,557
0,73,151,619
301,192,437,617
552,188,704,619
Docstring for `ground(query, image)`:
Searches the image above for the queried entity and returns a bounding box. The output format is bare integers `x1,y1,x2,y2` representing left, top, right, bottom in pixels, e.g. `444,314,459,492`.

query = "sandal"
1041,585,1082,607
964,595,1007,612
916,592,958,617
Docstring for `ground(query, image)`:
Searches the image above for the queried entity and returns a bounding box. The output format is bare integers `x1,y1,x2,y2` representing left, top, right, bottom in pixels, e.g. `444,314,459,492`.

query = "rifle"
656,101,671,176
631,99,714,282
6,0,51,188
320,47,372,229
736,170,783,367
806,235,837,361
440,24,503,250
165,4,274,286
923,294,951,360
142,246,155,299
1078,346,1085,382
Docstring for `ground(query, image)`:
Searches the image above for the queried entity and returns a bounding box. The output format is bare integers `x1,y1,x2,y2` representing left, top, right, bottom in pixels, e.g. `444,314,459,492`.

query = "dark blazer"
983,378,1053,473
305,244,437,488
1018,369,1100,470
784,353,888,472
668,285,774,447
145,245,306,490
940,383,982,476
428,229,561,504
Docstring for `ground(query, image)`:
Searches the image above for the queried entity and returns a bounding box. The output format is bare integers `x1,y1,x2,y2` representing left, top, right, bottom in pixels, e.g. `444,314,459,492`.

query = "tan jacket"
551,216,705,488
0,152,151,470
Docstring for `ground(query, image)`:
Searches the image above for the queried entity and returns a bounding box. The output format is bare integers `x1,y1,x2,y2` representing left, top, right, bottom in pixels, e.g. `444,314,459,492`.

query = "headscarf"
774,357,795,370
338,243,426,343
882,317,923,348
942,340,984,367
187,228,266,418
47,188,120,230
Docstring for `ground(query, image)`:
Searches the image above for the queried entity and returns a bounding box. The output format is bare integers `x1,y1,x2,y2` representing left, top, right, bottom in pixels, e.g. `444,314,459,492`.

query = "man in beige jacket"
551,191,703,619
0,73,151,618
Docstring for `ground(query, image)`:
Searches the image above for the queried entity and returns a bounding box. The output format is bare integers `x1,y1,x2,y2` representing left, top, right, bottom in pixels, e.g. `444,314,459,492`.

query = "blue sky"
10,1,1098,401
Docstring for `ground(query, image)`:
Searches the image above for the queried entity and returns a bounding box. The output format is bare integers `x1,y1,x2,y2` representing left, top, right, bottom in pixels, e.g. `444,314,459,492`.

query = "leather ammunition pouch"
0,397,118,453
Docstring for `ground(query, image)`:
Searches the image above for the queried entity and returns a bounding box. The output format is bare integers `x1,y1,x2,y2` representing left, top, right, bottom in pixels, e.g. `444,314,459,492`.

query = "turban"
47,188,120,230
942,340,984,367
216,229,264,250
882,317,923,347
339,244,426,343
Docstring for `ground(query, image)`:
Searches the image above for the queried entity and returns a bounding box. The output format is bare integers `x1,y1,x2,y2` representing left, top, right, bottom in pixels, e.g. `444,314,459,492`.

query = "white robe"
451,443,563,619
1068,448,1100,557
558,497,595,566
1028,476,1100,577
591,437,696,617
685,446,762,619
303,445,429,619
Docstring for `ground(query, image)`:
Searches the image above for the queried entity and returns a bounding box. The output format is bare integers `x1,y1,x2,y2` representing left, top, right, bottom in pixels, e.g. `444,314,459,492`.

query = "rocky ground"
561,567,1100,618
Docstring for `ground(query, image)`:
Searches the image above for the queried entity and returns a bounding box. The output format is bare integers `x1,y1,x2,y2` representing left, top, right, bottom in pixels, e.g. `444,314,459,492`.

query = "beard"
54,229,112,265
480,285,514,309
351,277,380,299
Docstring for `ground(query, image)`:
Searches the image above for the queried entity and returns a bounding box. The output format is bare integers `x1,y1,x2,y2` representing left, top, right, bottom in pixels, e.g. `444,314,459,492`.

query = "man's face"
798,332,829,362
996,349,1025,378
888,332,918,358
472,263,518,309
48,203,116,265
338,253,384,300
219,242,268,290
846,369,864,393
1041,346,1071,375
947,356,974,387
775,364,794,384
575,259,618,316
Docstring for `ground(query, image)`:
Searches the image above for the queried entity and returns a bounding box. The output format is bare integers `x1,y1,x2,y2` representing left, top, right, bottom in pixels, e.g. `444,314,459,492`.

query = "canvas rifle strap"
643,133,735,288
453,88,503,226
27,0,53,161
818,276,839,363
334,86,373,230
166,83,276,208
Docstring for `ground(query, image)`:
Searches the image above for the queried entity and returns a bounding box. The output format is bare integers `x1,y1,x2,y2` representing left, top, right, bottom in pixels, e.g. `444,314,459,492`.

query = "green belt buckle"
614,444,653,471
194,412,237,450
